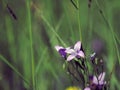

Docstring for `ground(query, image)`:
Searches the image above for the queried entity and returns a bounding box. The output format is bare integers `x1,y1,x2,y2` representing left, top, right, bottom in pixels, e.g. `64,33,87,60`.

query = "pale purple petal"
65,49,75,54
84,87,91,90
98,72,105,85
98,72,105,81
93,76,98,85
99,81,104,85
74,41,81,51
55,46,63,51
66,47,71,50
67,55,76,61
78,51,85,58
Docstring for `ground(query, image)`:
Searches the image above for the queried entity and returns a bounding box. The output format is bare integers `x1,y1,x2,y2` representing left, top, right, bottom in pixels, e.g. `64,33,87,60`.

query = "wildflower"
92,72,106,85
65,41,85,61
55,45,70,58
84,72,106,90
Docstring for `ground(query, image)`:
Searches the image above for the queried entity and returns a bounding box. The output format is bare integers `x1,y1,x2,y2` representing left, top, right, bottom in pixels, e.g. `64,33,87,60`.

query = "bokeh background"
0,0,120,90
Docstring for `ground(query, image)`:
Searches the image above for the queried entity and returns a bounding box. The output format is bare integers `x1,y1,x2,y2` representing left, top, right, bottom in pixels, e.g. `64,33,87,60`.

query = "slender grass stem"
26,1,35,90
84,58,89,84
77,0,82,42
95,0,120,64
0,55,30,86
115,34,120,45
41,15,67,47
35,48,47,75
31,3,67,47
107,61,116,87
35,15,64,75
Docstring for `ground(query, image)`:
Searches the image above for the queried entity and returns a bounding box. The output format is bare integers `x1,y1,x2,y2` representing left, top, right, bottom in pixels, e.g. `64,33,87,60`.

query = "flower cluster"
55,41,108,90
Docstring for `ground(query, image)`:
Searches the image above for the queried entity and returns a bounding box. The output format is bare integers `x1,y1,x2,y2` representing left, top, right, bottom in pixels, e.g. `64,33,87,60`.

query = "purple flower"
65,41,85,61
55,46,70,58
84,72,106,90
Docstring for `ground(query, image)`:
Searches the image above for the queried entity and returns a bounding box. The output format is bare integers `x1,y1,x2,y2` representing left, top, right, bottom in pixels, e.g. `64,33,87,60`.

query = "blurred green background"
0,0,120,90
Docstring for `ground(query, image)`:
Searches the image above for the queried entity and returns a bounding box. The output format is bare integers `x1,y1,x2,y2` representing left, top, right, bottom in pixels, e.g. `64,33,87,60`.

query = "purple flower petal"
89,75,93,81
65,49,75,54
74,41,81,51
67,55,76,61
98,72,105,85
97,85,104,89
59,49,66,58
78,51,85,58
84,87,91,90
66,47,71,50
55,45,63,51
92,72,106,85
55,45,67,58
93,76,98,85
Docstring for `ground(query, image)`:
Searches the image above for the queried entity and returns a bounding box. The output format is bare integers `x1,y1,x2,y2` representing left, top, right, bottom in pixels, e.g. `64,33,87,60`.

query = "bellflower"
65,41,85,61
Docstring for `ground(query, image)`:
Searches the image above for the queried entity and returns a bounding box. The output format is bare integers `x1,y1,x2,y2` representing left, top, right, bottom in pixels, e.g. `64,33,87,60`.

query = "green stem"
77,0,82,42
31,3,67,47
0,55,30,86
95,0,120,64
26,1,35,90
41,14,67,47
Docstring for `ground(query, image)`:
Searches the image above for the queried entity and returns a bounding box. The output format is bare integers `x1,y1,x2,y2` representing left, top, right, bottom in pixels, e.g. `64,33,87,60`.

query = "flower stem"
95,0,120,64
0,54,30,86
26,1,35,90
77,0,82,42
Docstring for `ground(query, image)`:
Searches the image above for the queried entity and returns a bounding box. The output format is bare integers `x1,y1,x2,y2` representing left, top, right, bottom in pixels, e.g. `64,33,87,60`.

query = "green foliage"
0,0,120,90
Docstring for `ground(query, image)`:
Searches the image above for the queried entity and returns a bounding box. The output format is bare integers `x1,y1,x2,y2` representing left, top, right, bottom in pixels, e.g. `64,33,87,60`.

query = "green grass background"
0,0,120,90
